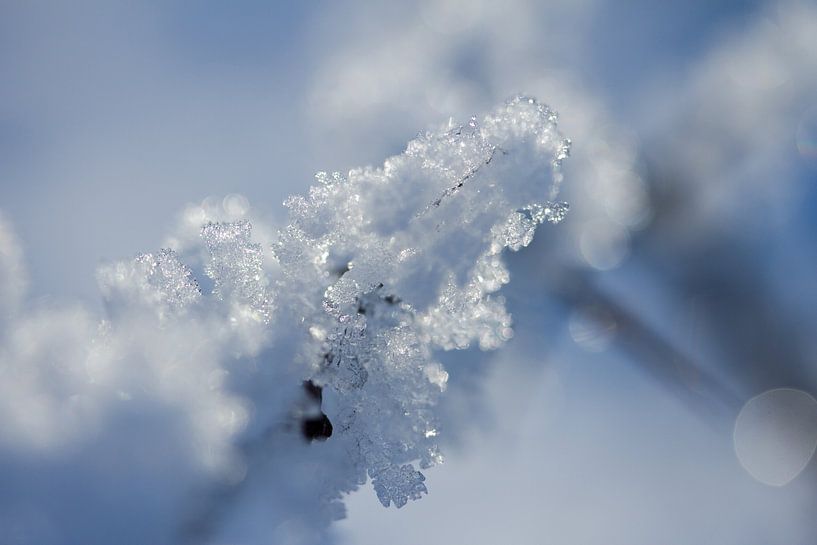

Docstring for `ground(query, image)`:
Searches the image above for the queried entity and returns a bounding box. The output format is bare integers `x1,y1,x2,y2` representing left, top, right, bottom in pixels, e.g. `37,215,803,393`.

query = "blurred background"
2,0,817,543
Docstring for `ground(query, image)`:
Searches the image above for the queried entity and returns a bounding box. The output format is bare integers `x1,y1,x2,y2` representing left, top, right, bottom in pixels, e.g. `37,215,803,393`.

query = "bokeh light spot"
578,220,630,270
733,388,817,486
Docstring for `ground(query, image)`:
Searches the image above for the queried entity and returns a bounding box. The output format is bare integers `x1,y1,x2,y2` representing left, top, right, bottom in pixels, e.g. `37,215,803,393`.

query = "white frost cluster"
0,97,568,543
272,96,569,507
98,248,201,318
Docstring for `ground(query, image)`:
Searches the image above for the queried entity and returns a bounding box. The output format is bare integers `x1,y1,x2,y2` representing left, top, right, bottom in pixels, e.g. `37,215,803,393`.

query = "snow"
0,97,569,544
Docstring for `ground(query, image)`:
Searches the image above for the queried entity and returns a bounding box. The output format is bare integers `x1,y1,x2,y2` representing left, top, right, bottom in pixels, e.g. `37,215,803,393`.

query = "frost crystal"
96,96,570,513
372,464,427,508
271,95,570,506
201,220,274,323
135,249,201,309
97,248,200,316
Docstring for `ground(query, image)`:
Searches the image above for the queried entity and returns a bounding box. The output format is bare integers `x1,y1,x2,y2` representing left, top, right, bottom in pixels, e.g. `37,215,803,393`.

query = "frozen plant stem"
97,96,571,518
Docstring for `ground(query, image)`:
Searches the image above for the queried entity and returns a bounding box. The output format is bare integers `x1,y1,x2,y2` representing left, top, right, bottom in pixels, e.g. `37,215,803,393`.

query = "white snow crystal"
202,220,275,324
0,96,570,545
98,248,200,318
270,95,570,507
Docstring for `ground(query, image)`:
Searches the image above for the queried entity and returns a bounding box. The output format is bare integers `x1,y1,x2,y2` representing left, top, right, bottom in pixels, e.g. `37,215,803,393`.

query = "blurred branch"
548,266,742,426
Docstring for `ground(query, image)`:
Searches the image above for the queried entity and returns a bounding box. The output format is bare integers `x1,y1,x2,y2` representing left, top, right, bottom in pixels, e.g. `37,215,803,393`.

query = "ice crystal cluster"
270,96,569,508
0,96,569,543
157,96,567,509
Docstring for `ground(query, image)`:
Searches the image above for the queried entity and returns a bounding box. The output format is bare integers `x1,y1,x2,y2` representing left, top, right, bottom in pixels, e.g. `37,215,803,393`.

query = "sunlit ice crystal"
201,220,275,324
544,201,570,224
272,95,571,508
134,249,202,310
371,463,428,508
97,248,200,317
90,96,571,519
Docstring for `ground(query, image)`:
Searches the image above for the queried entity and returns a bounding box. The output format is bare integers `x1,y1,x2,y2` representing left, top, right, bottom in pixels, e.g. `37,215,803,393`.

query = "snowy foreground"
0,97,569,544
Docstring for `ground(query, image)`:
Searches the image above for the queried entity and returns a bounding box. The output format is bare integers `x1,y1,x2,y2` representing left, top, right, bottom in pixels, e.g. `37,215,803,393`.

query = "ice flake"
97,248,200,316
271,96,571,507
95,96,570,514
201,220,275,323
371,464,427,508
544,201,570,224
134,249,201,310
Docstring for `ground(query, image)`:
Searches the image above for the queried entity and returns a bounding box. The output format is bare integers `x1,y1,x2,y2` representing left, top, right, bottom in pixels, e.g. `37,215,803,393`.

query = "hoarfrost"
0,96,570,542
201,220,275,324
149,95,568,511
372,463,428,508
98,248,200,317
269,95,570,507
